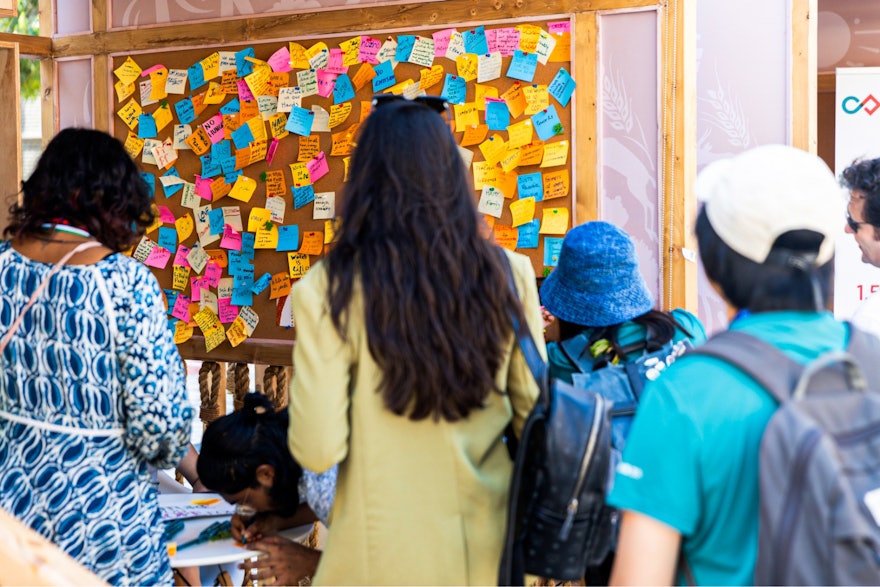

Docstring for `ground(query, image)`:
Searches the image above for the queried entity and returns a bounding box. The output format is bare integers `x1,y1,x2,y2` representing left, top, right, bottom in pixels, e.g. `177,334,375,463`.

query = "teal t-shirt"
546,308,707,384
607,311,849,586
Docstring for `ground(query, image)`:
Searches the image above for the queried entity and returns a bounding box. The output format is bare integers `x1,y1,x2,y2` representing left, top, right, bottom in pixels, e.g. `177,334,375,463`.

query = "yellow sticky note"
228,175,257,202
287,252,311,279
500,148,522,174
124,132,145,159
172,264,190,291
269,112,289,139
510,197,536,227
539,207,569,235
542,169,570,200
387,79,416,95
247,117,267,143
454,103,480,133
116,99,142,131
305,42,329,66
193,307,226,352
114,56,142,86
115,80,135,102
419,64,445,91
474,84,499,110
149,67,169,101
517,24,543,53
299,231,324,256
153,102,174,133
173,320,193,344
523,84,550,116
540,141,569,168
199,52,220,80
204,81,226,105
226,317,248,348
455,54,478,81
339,36,361,67
508,119,534,149
460,124,488,147
329,103,352,129
289,42,310,69
472,160,497,190
289,163,311,187
479,135,508,166
247,208,273,232
324,219,338,244
176,213,194,242
330,126,356,157
255,224,279,249
245,65,271,98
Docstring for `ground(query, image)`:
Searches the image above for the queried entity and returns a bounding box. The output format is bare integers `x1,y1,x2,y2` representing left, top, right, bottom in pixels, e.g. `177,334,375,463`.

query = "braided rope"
232,362,250,411
262,366,290,410
198,361,223,424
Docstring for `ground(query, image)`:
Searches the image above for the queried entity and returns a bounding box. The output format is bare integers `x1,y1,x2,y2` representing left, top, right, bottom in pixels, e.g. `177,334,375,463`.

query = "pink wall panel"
56,59,93,130
598,10,661,305
56,0,92,35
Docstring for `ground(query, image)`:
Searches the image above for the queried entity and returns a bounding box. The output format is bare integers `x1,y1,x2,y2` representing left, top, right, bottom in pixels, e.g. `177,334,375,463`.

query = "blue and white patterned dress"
0,241,193,586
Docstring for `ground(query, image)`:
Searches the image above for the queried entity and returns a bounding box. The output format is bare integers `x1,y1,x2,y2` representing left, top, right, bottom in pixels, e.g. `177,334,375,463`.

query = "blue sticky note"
220,98,240,115
187,62,206,91
236,47,256,77
396,35,416,63
140,172,155,199
200,154,222,178
372,61,396,93
162,167,182,197
228,251,251,278
333,74,355,104
225,169,243,184
464,26,489,55
518,172,544,201
164,290,179,315
175,98,195,125
548,68,577,108
208,208,225,236
251,272,272,295
167,317,178,333
285,106,315,137
241,232,255,259
440,74,467,105
507,50,539,83
292,185,316,210
277,225,300,252
212,140,232,160
517,219,540,249
231,123,255,150
231,276,254,307
158,227,177,253
219,155,238,175
137,114,157,139
486,101,510,131
532,105,564,141
544,237,564,267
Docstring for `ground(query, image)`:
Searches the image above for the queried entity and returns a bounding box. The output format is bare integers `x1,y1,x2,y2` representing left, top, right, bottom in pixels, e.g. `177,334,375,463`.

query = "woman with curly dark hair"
0,128,193,585
288,96,545,585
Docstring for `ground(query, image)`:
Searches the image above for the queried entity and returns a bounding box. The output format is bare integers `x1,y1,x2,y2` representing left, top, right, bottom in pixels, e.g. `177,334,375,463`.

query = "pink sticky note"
174,245,191,268
549,21,571,34
141,64,166,76
432,29,454,57
325,48,348,74
306,151,329,183
157,205,176,224
315,70,338,98
220,225,242,250
202,114,225,144
218,298,239,323
237,79,255,102
171,293,192,321
266,137,280,166
359,36,381,64
190,277,207,302
485,28,499,54
195,175,214,200
268,46,293,73
495,28,521,57
204,261,222,287
143,246,171,269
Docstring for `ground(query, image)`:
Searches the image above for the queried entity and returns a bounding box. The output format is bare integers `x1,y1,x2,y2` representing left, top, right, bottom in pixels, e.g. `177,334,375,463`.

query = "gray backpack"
691,326,880,586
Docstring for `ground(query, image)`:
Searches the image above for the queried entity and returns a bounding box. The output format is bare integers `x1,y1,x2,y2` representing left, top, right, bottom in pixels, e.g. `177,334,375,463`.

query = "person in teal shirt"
607,145,848,586
539,220,707,584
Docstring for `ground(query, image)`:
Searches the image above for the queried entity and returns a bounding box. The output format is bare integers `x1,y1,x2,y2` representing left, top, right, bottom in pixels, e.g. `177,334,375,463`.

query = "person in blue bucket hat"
540,221,706,585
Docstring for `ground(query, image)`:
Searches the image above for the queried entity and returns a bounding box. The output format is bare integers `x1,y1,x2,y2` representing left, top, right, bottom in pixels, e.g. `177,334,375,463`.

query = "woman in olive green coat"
288,96,544,585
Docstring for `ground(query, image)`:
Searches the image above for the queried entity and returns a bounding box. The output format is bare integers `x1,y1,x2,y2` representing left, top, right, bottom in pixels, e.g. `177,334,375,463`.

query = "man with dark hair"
607,145,846,585
841,157,880,337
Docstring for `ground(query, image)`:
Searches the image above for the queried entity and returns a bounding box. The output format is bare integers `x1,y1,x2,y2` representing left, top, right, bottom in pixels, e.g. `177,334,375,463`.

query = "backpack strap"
688,330,803,404
842,323,880,391
559,333,648,374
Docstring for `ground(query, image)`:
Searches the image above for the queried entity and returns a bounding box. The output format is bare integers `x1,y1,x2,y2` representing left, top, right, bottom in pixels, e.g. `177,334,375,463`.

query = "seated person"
197,392,336,587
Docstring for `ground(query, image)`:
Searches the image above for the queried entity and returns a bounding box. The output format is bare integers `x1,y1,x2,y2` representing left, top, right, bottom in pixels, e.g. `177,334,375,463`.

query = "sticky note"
254,224,279,249
539,207,569,234
299,231,324,256
372,60,396,93
540,140,569,168
277,225,300,252
270,272,291,299
510,197,536,227
285,105,315,136
455,53,478,82
517,219,540,249
288,252,310,279
464,26,490,55
313,192,335,220
293,185,316,209
486,100,510,131
507,119,534,149
507,50,539,83
543,169,570,200
518,172,544,201
440,74,467,105
494,224,518,251
523,84,550,116
477,186,504,218
477,52,502,83
333,74,356,104
544,236,564,266
532,105,564,141
548,67,577,107
228,175,257,202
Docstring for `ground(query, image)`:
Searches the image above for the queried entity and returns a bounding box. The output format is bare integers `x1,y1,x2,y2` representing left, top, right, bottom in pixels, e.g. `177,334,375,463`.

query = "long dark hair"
197,393,302,516
325,99,519,422
4,128,154,251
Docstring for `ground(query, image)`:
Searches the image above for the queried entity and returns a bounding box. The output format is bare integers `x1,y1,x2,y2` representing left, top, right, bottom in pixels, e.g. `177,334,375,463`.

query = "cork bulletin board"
111,19,576,363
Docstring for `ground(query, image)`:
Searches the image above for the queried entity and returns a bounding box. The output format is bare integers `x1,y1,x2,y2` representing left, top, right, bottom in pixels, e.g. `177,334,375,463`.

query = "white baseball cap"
695,144,844,265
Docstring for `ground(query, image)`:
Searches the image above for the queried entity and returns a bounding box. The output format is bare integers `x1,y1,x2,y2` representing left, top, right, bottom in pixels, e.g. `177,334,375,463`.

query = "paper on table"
159,494,236,521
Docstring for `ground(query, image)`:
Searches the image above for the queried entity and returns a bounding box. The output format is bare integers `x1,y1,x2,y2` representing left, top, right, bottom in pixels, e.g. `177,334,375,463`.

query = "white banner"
834,67,880,319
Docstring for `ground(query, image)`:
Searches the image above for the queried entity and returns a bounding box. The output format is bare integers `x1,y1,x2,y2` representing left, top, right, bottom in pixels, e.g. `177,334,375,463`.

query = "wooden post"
0,42,21,230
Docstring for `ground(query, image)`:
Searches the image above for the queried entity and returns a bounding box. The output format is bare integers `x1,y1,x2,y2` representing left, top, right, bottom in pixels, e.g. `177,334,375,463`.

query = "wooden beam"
39,0,54,142
0,41,21,231
178,337,294,366
818,71,835,92
661,0,697,312
0,32,50,56
573,11,597,224
52,0,660,57
791,0,817,153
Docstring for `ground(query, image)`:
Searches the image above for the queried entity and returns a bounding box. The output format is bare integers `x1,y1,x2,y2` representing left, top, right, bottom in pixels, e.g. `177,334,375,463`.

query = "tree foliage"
0,0,41,99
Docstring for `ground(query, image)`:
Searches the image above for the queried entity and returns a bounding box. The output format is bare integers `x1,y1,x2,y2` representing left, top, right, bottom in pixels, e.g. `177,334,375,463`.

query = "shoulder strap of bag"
842,323,880,390
0,241,104,356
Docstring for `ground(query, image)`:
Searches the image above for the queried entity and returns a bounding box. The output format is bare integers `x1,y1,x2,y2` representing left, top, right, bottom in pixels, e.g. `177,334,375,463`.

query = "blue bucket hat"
540,221,654,327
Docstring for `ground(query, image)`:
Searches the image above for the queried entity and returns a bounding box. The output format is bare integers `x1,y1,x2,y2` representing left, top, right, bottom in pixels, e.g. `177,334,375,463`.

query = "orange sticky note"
543,169,570,200
460,124,488,147
298,135,321,162
269,272,291,300
493,224,518,250
351,63,376,91
299,231,324,256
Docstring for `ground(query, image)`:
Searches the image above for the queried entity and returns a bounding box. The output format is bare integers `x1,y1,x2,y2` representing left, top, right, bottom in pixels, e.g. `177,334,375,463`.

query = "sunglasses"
371,94,451,117
847,211,869,232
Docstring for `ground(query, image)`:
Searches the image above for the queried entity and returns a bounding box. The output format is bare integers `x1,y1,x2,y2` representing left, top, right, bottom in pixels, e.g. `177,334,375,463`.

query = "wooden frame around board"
111,19,575,364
